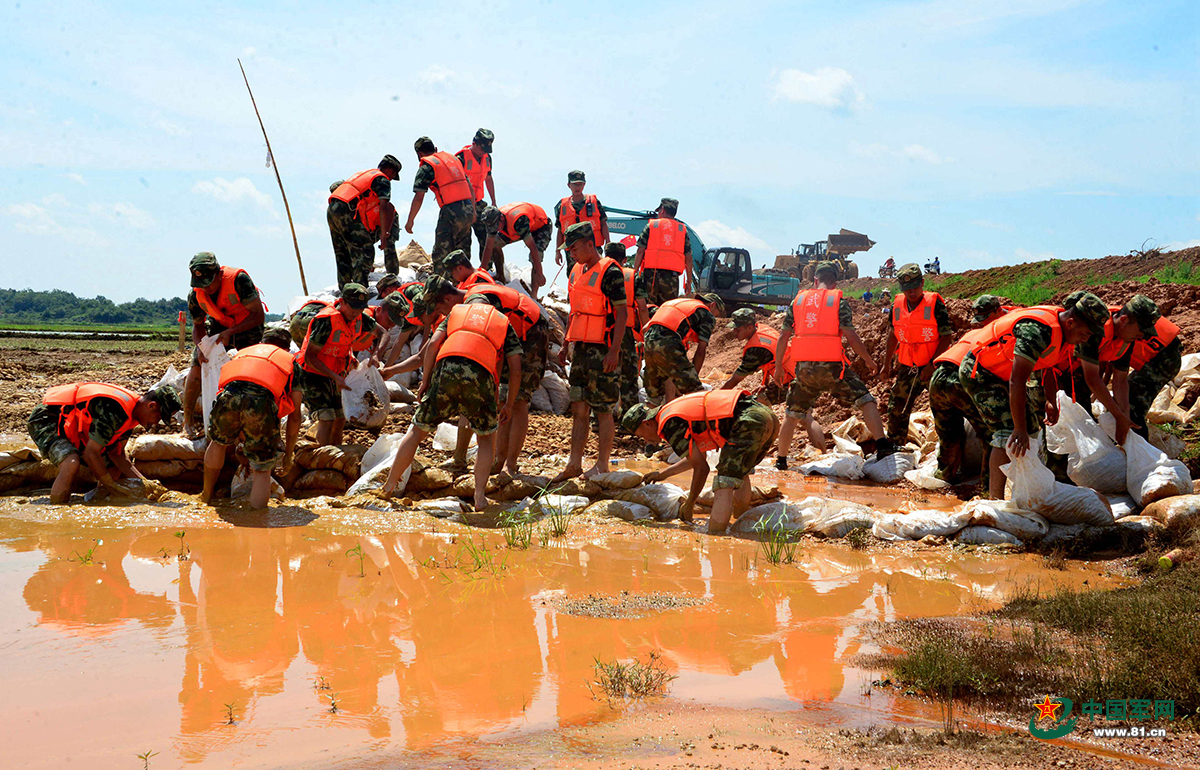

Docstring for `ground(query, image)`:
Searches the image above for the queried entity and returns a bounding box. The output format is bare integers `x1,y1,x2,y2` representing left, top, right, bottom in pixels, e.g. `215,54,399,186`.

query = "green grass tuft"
1154,260,1200,286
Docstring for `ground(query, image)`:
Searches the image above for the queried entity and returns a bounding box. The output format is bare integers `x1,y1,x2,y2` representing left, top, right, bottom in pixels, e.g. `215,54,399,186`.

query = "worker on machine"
773,261,892,469
405,137,475,276
454,129,496,257
719,308,793,404
642,294,724,406
634,198,695,306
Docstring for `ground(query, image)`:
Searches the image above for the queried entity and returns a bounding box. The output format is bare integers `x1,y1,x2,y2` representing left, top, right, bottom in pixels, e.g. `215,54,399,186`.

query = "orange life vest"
194,267,254,328
500,202,551,243
41,382,140,450
647,298,708,347
743,324,794,384
1130,315,1180,370
558,195,604,246
1089,306,1128,364
934,327,992,368
458,268,499,291
641,218,687,273
789,289,845,364
219,344,297,416
970,307,1063,381
656,389,747,454
567,256,620,344
298,305,361,376
466,284,541,340
436,303,510,385
457,145,491,202
420,152,473,207
892,292,943,367
349,306,385,353
329,168,387,231
621,267,643,341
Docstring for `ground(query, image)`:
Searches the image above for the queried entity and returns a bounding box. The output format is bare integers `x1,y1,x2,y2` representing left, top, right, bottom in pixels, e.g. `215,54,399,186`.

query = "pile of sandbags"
730,496,878,538
284,443,368,496
1146,353,1200,424
0,448,58,492
798,435,866,479
1044,392,1126,494
1003,452,1115,527
130,434,208,481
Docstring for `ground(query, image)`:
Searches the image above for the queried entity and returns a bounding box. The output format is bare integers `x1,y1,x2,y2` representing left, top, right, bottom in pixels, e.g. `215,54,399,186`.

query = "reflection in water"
0,514,1104,769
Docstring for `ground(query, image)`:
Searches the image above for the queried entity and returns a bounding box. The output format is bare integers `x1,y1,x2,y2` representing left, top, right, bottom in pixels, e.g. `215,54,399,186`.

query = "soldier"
773,261,891,469
374,273,403,301
634,198,695,306
183,252,265,438
554,170,609,256
622,389,779,534
295,284,380,446
553,222,628,482
927,296,1007,482
405,137,475,275
479,203,551,293
642,294,724,406
609,242,650,417
200,328,302,509
454,129,496,256
959,292,1108,499
28,382,181,504
380,279,522,511
719,308,793,404
881,264,953,445
327,154,402,284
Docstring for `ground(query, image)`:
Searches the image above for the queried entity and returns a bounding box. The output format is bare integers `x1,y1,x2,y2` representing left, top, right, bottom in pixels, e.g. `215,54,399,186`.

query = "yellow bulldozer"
773,229,875,283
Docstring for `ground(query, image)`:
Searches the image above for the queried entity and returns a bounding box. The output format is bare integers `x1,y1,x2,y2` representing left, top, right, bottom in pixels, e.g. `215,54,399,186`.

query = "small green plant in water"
345,543,366,577
844,526,872,551
327,692,339,713
455,536,508,576
589,650,677,703
174,531,190,561
314,676,331,691
136,749,159,769
68,540,98,565
499,508,536,550
543,498,571,538
753,517,799,565
223,702,236,725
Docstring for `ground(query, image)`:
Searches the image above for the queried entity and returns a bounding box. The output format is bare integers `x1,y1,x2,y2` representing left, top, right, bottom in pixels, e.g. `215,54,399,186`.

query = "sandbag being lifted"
1044,392,1126,494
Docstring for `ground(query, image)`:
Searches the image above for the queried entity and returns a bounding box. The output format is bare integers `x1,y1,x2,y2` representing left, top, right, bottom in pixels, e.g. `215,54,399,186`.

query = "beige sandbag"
130,435,207,462
137,459,203,479
0,448,38,472
450,473,507,497
0,459,58,492
407,467,454,493
583,499,653,522
1140,495,1200,533
589,470,644,490
1147,386,1186,424
294,444,366,477
292,469,349,493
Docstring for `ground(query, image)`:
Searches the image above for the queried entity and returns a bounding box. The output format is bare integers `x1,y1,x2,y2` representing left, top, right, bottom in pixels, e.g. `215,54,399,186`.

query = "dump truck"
774,229,875,282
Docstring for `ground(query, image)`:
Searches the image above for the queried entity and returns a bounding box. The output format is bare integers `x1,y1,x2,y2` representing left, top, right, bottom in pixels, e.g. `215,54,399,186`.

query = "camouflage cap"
1123,294,1162,337
815,260,838,279
603,242,627,260
897,263,924,290
728,307,757,328
473,128,494,149
378,154,402,172
971,294,1003,324
419,275,457,307
1063,290,1109,335
262,326,293,348
620,403,661,435
443,249,472,271
188,252,220,287
413,136,436,154
700,292,725,316
564,221,595,248
340,283,370,310
376,273,402,294
146,384,182,425
567,169,586,183
384,291,413,325
479,204,501,230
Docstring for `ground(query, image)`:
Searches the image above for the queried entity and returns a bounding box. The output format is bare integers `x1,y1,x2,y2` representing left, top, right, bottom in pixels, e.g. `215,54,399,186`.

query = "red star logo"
1034,696,1062,721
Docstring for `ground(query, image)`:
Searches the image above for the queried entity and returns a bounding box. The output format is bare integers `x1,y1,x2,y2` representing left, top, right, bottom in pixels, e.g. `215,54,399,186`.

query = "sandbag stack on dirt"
530,371,570,414
1140,494,1200,534
129,434,207,481
1146,353,1200,424
287,443,368,496
731,496,878,538
1121,431,1192,507
1044,393,1126,494
0,449,58,492
1003,452,1114,526
863,451,916,484
872,508,975,541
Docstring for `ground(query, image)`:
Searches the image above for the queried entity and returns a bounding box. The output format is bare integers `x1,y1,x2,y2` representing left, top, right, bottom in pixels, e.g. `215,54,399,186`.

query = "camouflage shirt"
658,305,716,344
553,196,608,232
782,296,854,330
412,162,436,193
49,396,135,449
659,394,754,458
307,311,377,348
635,219,692,257
885,295,954,337
435,295,524,360
735,346,775,377
1011,318,1056,364
188,271,258,323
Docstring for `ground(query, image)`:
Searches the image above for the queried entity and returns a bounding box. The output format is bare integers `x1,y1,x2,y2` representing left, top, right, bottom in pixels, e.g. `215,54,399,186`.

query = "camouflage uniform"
437,293,544,403
567,260,627,411
659,394,779,489
635,220,691,306
479,204,552,283
885,294,953,442
413,163,474,275
733,345,787,404
207,377,294,471
28,397,135,465
928,361,990,477
188,271,264,364
782,297,874,417
616,268,649,416
297,310,377,421
642,306,715,405
454,143,493,256
415,317,522,435
959,318,1054,447
288,301,326,349
327,171,391,289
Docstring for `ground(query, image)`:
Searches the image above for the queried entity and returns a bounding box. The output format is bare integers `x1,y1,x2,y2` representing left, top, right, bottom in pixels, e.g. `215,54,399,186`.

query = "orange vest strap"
1130,315,1180,370
466,284,541,339
42,382,140,449
422,152,472,207
194,267,253,329
656,389,746,453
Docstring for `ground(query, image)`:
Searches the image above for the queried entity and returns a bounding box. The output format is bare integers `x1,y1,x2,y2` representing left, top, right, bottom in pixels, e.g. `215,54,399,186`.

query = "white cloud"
1162,239,1200,251
771,67,865,110
5,202,59,234
88,202,156,229
1015,248,1055,263
192,177,274,210
155,118,189,137
849,142,952,165
900,144,949,164
65,173,86,185
419,65,456,88
692,220,772,254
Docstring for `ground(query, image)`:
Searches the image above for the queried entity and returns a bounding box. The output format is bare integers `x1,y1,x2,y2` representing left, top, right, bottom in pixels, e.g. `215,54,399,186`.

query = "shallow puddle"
0,498,1108,768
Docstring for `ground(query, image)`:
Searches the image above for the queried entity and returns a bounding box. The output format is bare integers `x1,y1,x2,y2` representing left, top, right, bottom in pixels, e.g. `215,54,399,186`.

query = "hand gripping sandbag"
1002,451,1114,526
198,335,231,432
1044,393,1126,494
1121,431,1192,507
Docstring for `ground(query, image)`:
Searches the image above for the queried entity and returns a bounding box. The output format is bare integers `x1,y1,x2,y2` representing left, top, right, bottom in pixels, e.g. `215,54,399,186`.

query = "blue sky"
2,0,1196,312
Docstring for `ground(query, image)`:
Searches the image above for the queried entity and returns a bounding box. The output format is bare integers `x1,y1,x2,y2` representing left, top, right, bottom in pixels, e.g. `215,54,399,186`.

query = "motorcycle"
878,264,896,278
924,261,941,276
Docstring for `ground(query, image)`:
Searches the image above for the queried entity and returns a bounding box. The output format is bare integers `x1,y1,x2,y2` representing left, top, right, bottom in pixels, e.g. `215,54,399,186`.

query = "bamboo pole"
238,58,307,294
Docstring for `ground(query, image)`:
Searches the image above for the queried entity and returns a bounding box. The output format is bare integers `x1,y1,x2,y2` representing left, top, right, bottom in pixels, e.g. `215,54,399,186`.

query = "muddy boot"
874,437,897,459
775,456,788,471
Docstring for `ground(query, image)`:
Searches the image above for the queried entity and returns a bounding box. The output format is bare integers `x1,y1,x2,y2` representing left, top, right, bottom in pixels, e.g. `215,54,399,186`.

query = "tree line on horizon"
0,288,283,327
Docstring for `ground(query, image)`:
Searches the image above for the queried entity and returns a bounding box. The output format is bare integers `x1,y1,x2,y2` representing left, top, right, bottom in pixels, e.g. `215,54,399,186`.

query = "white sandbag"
346,433,405,495
589,470,644,490
1106,494,1140,520
531,494,590,517
1148,425,1187,460
1140,494,1200,532
1044,393,1126,494
799,452,864,480
961,499,1049,541
872,508,975,541
904,451,950,490
619,483,688,521
1122,431,1192,507
955,526,1022,546
731,500,817,535
230,467,284,501
1003,451,1114,526
863,451,916,484
198,336,231,432
808,504,878,538
530,371,570,414
129,434,207,462
342,365,390,429
584,499,654,522
432,422,477,453
385,380,418,404
831,416,870,443
417,498,465,515
153,365,188,419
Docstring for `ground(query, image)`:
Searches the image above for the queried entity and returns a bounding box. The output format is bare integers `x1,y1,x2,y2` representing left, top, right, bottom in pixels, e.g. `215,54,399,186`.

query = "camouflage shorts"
785,361,874,418
567,341,620,411
27,405,78,465
642,326,702,405
714,400,779,489
207,382,283,470
414,357,499,435
328,201,375,289
757,379,787,406
431,200,475,275
295,367,344,421
500,319,548,402
1130,338,1182,433
617,327,642,416
959,353,1040,448
928,362,988,461
643,268,680,307
191,325,264,366
886,363,929,443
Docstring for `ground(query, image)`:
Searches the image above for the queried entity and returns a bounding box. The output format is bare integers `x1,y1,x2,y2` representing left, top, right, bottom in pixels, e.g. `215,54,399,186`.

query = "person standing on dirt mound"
608,242,650,419
328,154,402,283
622,390,779,534
182,252,266,438
405,137,475,276
28,382,181,504
380,277,522,511
642,294,724,406
553,222,628,483
772,261,892,470
634,198,695,306
555,170,610,256
959,291,1108,499
455,129,496,257
200,328,302,510
477,202,551,293
719,308,793,405
881,264,953,446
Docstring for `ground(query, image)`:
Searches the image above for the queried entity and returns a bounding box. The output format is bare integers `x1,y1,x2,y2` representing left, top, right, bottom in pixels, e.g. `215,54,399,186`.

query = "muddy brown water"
0,492,1112,769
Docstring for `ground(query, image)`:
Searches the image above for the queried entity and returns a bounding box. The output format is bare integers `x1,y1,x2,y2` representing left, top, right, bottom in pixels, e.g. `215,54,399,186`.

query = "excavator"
773,229,875,282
